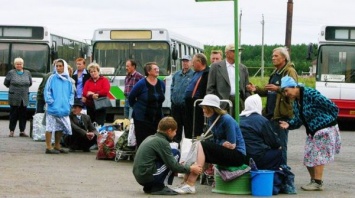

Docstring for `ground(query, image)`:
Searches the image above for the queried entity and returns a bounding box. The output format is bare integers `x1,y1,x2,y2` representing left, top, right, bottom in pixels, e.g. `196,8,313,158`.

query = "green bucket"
212,172,251,195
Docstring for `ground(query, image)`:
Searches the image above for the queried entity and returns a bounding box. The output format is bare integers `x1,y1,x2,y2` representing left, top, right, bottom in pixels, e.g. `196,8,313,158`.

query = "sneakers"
301,180,324,191
173,184,196,194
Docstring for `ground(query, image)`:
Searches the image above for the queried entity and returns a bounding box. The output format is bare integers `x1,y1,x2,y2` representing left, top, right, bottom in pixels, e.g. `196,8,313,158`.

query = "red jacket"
83,76,110,107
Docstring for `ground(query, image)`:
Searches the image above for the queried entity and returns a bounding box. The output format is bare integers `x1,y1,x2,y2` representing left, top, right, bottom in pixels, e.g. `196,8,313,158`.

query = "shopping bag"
127,119,136,147
96,126,116,160
183,140,199,166
94,97,112,110
32,113,46,141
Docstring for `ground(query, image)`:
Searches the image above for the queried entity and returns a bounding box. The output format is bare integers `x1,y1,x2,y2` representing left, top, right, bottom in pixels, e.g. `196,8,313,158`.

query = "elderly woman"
239,94,282,170
279,75,341,191
129,62,165,148
82,63,110,126
4,57,32,137
174,94,246,194
44,59,74,154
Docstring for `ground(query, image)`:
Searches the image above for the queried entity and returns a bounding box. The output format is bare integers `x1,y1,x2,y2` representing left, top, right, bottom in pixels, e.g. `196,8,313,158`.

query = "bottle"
249,158,258,171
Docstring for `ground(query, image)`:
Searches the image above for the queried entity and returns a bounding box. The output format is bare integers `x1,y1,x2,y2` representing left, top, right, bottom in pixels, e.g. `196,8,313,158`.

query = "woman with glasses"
129,62,165,148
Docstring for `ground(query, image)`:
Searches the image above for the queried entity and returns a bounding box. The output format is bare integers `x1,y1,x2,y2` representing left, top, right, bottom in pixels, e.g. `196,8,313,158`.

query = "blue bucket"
251,170,274,196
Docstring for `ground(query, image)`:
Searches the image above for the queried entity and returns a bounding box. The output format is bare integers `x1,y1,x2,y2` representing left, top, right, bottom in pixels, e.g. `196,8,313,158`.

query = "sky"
1,0,354,46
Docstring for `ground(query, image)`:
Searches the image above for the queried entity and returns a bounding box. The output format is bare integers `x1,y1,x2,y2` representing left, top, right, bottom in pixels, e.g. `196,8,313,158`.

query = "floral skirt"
304,124,341,167
45,114,72,135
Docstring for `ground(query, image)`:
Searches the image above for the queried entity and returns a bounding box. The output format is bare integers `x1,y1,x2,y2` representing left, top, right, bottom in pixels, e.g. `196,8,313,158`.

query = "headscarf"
53,59,70,81
281,75,297,89
240,94,262,117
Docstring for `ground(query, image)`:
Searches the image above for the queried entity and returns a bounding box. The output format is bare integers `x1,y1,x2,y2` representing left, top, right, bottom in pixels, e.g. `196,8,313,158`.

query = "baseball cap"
181,55,191,61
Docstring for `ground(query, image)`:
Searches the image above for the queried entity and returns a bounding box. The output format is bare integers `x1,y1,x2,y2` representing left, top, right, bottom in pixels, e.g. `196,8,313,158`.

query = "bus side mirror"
172,48,178,60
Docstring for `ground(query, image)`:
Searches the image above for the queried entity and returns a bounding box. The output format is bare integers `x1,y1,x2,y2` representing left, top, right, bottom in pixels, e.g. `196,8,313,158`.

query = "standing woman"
4,57,32,137
82,63,110,126
279,75,341,191
129,62,165,148
44,59,74,154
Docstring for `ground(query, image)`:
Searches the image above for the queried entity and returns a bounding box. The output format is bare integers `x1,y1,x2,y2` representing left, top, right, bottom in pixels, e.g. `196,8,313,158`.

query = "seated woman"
239,94,283,170
174,94,246,194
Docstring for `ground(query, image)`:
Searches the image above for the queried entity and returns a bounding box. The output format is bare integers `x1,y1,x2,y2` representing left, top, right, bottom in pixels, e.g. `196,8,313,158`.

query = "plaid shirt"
124,71,144,96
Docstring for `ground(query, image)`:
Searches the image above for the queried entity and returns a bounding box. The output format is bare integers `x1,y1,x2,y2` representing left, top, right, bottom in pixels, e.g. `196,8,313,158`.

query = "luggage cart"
193,99,233,186
114,119,136,162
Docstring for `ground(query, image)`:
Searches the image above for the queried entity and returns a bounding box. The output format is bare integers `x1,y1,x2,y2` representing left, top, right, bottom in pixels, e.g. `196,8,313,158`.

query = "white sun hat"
199,94,221,109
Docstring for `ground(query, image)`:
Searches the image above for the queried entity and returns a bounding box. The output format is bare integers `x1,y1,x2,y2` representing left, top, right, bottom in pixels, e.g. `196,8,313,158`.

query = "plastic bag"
183,140,199,166
32,113,46,141
127,119,136,147
96,126,117,160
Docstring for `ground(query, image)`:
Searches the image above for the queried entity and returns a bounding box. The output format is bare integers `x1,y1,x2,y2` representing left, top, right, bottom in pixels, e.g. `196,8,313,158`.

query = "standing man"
246,46,298,165
207,43,251,117
210,49,223,64
170,55,193,144
184,53,209,139
72,58,90,103
124,59,144,119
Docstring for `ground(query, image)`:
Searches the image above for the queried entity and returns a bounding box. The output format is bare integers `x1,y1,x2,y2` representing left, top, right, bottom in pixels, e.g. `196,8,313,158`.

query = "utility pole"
238,9,242,64
261,14,265,79
285,0,293,55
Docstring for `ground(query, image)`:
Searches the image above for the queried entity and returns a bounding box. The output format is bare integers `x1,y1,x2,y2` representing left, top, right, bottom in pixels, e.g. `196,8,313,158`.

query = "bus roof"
92,28,204,49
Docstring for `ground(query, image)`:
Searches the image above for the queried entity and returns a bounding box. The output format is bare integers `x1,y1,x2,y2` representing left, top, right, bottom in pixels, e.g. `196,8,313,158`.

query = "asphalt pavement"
0,118,354,198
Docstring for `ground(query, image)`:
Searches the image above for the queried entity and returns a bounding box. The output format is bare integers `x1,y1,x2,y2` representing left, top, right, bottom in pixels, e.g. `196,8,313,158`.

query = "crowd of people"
4,44,341,195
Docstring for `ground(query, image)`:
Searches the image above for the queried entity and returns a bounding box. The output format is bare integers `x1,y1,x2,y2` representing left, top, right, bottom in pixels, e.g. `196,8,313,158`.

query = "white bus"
91,28,204,118
316,25,355,119
0,25,90,116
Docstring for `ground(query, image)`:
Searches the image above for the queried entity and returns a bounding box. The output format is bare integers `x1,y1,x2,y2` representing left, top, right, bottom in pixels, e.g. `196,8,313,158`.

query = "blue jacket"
208,113,246,155
44,73,74,117
240,113,280,160
129,78,165,122
288,87,338,136
171,69,193,105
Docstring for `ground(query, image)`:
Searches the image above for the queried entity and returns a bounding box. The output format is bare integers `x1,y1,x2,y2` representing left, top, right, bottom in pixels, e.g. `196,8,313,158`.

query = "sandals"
19,132,29,137
9,131,14,137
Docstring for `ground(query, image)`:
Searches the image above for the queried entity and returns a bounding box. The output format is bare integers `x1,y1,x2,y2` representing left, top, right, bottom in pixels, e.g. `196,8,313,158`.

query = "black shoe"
69,148,76,152
150,186,178,195
54,148,69,154
82,148,91,152
45,149,60,154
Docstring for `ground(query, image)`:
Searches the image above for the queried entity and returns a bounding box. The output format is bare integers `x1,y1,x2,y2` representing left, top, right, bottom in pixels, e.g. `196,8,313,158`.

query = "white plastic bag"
32,113,46,141
127,119,136,147
179,137,193,164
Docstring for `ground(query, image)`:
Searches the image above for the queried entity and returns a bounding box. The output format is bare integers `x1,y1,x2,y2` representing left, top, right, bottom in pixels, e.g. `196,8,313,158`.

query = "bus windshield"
317,45,355,83
93,41,171,76
0,43,49,77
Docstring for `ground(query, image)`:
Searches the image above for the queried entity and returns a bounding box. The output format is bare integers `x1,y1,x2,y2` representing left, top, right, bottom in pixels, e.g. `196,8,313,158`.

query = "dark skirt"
201,141,245,167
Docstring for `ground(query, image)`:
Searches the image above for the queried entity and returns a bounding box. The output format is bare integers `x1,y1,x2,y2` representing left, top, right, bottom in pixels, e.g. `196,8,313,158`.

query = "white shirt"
226,60,235,95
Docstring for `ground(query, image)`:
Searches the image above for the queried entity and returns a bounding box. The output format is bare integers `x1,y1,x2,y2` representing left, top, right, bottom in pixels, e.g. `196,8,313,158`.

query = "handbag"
93,97,112,110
